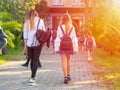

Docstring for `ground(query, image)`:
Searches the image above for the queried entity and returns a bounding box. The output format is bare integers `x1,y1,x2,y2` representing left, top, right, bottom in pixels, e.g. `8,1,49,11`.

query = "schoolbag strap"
37,19,40,31
68,27,73,36
60,25,73,36
60,25,65,35
32,19,40,47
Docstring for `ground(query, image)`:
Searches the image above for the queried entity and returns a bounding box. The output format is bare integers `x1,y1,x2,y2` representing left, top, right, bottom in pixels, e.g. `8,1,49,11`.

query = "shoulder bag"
36,19,48,43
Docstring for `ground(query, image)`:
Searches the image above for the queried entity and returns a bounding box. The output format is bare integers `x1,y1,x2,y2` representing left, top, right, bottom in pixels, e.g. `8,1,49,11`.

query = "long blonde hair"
25,10,39,30
62,13,73,33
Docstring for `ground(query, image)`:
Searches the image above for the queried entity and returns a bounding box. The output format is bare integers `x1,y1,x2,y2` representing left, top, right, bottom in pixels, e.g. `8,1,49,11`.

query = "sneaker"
29,78,35,83
90,57,92,60
64,77,68,84
67,75,71,81
29,82,36,86
22,63,28,67
88,57,92,61
88,57,90,61
29,78,36,86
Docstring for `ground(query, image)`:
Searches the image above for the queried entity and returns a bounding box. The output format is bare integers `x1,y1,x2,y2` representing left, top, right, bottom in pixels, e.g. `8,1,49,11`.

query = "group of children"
21,10,96,85
78,31,96,61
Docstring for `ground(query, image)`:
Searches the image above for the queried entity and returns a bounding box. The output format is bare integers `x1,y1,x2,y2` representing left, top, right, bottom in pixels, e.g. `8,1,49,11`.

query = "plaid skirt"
56,50,74,55
85,47,93,51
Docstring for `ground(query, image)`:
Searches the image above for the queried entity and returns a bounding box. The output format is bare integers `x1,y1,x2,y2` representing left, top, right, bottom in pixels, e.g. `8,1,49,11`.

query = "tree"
0,0,40,49
0,12,22,48
35,0,49,19
85,0,120,55
0,0,40,22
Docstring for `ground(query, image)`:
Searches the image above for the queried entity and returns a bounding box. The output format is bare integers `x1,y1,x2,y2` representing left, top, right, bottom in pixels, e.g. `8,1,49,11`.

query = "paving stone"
0,46,107,90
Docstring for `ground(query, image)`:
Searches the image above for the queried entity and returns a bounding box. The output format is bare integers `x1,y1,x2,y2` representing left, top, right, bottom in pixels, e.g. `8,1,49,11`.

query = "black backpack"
59,25,73,51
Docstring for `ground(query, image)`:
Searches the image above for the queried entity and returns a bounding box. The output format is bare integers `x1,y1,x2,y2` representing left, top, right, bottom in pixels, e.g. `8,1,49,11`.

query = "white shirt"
54,25,78,52
23,17,45,47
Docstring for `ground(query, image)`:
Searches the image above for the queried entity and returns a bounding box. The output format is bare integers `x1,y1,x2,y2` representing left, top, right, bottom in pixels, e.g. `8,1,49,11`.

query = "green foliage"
2,21,22,32
2,21,22,49
0,45,23,64
0,11,22,48
0,12,13,22
0,0,40,22
0,0,13,12
85,0,120,55
93,49,120,90
12,0,40,22
4,30,15,48
0,0,48,49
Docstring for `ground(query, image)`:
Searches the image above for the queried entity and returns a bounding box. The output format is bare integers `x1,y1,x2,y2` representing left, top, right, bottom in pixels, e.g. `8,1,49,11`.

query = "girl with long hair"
54,13,78,84
23,10,45,85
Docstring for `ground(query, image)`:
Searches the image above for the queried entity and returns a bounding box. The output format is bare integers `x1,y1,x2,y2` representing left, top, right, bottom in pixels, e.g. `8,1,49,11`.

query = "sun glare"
115,0,120,5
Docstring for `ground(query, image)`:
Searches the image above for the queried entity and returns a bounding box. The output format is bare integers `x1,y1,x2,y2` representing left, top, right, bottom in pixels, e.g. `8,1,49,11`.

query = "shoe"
88,57,92,61
64,77,68,84
22,63,28,67
67,75,71,81
29,78,36,86
29,78,35,83
90,57,92,60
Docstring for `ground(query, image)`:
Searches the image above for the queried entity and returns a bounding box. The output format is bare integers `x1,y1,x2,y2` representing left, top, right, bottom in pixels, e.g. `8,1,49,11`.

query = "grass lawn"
0,46,23,65
93,48,120,90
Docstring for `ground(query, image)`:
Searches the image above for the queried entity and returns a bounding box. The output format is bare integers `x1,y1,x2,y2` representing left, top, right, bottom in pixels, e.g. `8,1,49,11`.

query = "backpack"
59,26,73,51
79,34,85,44
36,19,49,43
86,36,93,48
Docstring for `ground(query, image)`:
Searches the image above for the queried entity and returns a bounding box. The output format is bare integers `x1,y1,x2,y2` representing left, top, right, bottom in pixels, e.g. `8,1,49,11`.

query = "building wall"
47,0,85,7
45,0,90,33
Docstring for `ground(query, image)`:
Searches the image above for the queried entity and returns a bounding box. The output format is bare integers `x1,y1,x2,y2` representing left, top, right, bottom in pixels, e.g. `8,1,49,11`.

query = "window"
72,0,84,6
53,0,64,5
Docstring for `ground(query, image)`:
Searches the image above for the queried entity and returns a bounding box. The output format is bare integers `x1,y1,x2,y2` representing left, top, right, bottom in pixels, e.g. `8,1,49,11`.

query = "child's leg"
90,50,93,60
87,49,91,61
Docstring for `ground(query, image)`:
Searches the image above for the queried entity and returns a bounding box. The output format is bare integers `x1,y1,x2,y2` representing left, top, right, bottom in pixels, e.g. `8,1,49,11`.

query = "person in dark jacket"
0,28,7,49
46,27,52,48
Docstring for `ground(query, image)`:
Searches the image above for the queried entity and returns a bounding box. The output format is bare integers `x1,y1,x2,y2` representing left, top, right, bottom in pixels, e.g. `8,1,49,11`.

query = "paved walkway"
0,46,106,90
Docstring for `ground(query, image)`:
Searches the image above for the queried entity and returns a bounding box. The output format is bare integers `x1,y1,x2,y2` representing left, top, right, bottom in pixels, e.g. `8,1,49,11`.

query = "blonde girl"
54,13,78,84
23,10,45,85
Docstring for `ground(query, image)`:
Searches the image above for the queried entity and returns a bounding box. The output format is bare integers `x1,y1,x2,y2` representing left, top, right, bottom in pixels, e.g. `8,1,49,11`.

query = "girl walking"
54,13,78,84
23,10,45,85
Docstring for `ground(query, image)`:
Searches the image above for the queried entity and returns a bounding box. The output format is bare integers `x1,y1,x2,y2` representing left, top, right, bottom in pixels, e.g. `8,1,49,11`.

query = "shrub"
2,21,22,49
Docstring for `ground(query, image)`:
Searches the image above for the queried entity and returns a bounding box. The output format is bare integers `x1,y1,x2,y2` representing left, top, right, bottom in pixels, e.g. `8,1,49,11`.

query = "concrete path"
0,46,106,90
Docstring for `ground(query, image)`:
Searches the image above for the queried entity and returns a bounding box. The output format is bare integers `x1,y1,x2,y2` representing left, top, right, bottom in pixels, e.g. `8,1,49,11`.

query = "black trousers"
25,47,41,67
28,44,42,78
